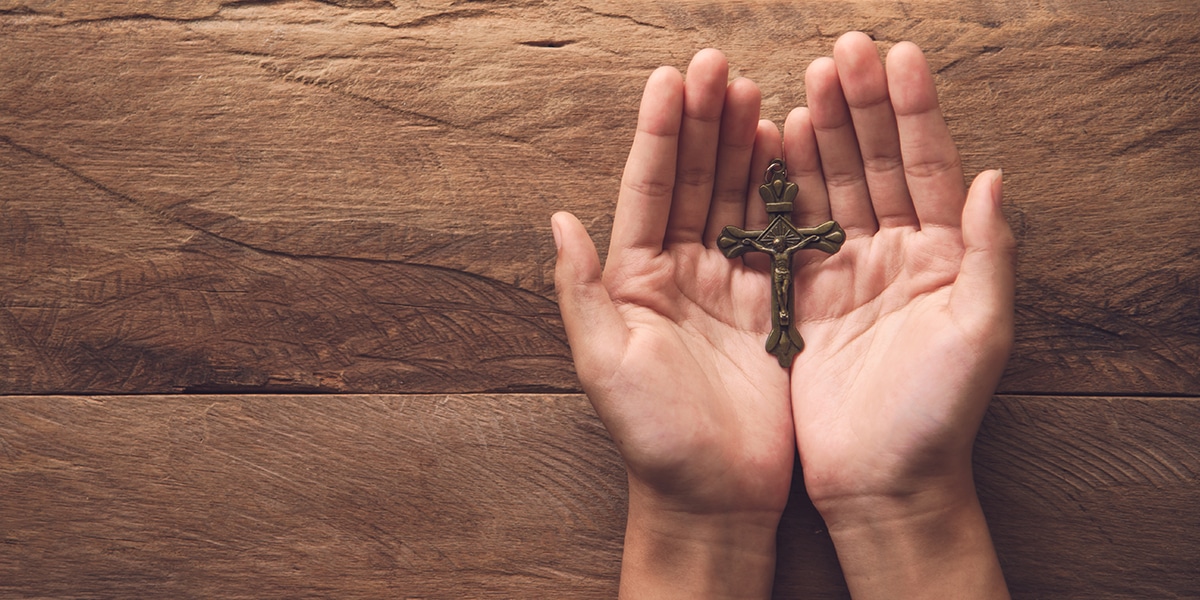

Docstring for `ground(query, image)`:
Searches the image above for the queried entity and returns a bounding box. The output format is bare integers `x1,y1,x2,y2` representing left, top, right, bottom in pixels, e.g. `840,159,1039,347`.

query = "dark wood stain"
1,395,1197,598
1,1,1198,597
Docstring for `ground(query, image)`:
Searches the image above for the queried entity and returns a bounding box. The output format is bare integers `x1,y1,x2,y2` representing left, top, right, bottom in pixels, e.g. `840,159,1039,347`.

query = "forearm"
818,479,1009,600
618,486,782,600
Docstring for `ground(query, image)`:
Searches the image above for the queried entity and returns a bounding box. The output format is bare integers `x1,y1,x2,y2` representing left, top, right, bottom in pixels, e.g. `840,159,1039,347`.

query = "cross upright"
717,159,846,367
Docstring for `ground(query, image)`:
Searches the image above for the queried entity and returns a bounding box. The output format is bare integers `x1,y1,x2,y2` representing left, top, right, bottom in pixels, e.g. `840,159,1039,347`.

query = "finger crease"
621,178,674,199
822,171,868,190
674,167,716,189
904,155,963,180
862,155,905,175
683,111,723,125
848,92,891,111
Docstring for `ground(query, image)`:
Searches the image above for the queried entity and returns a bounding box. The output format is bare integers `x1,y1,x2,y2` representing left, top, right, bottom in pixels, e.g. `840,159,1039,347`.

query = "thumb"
552,212,628,386
951,170,1017,347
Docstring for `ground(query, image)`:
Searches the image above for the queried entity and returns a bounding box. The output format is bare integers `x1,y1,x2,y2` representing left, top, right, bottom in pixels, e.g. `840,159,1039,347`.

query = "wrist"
618,486,782,599
800,434,986,525
815,477,1009,600
808,463,977,525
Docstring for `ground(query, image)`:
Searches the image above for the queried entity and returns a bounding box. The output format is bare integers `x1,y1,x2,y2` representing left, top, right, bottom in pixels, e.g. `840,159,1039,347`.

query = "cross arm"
716,226,767,258
792,220,847,255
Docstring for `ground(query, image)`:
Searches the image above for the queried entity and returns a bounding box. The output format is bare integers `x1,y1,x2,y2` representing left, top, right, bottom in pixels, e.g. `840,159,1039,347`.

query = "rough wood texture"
2,3,1199,597
1,1,1197,395
0,394,1196,599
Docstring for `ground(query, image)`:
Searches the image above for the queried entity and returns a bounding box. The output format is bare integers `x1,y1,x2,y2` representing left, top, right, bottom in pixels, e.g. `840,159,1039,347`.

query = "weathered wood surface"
0,394,1196,599
1,1,1197,395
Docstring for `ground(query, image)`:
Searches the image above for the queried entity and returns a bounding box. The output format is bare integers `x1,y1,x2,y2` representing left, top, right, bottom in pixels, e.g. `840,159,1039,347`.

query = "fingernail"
550,215,563,252
991,169,1004,208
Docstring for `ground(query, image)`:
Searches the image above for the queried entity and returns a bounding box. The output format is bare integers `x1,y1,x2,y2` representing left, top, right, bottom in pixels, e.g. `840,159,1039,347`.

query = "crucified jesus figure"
717,160,846,366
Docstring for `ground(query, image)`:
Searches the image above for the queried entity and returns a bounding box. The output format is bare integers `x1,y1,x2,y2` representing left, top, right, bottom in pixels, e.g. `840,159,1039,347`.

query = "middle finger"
806,56,878,237
833,32,918,230
663,49,729,246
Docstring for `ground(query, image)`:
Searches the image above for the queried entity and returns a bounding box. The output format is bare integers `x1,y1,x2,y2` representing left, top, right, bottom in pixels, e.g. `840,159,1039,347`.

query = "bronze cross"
717,159,845,367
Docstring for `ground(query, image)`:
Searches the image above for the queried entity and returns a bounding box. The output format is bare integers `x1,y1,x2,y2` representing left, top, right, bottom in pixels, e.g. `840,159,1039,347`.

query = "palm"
792,229,973,497
603,244,792,510
554,50,797,516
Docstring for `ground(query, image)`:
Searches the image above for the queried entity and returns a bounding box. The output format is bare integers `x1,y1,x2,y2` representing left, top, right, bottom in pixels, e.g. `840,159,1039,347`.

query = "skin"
553,48,792,599
553,33,1014,599
786,33,1014,599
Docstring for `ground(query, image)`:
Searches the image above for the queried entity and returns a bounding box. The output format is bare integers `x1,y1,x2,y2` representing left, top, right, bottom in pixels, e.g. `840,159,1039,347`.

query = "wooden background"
1,1,1197,598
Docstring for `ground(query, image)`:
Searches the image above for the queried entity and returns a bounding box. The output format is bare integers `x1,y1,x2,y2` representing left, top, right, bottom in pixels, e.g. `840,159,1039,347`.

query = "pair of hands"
553,33,1014,599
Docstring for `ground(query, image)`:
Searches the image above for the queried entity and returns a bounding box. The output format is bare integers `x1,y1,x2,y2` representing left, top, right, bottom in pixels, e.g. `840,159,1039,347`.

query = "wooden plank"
2,1,1198,395
1,394,1197,598
975,397,1200,598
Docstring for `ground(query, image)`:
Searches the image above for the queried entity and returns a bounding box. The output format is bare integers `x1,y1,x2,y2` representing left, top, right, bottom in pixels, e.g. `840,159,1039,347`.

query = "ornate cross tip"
717,159,845,367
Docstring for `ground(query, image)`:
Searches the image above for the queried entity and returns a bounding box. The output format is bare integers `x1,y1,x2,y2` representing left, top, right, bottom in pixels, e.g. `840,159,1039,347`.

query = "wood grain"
1,394,1197,599
0,1,1197,395
3,4,1196,598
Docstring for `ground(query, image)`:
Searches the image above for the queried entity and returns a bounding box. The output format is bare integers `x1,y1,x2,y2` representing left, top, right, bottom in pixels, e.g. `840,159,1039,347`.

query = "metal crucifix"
717,159,845,367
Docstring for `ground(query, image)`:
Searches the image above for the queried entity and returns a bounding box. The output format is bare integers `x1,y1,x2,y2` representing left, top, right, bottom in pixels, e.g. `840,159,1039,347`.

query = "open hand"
553,49,794,598
784,32,1014,598
784,31,1015,510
